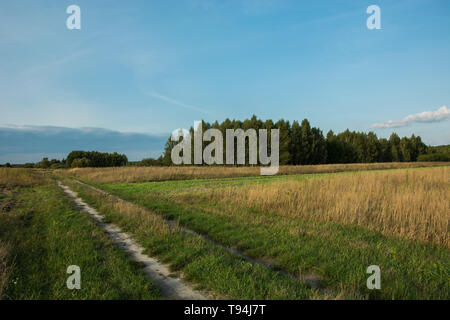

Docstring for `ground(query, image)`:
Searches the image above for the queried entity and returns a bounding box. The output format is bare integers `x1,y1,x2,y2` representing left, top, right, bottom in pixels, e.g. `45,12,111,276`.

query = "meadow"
1,163,449,299
84,166,447,299
0,169,161,299
58,162,449,184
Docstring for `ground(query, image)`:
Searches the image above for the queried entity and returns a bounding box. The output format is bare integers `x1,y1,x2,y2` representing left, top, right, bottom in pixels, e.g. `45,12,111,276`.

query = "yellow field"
58,162,449,184
56,163,450,245
202,167,449,246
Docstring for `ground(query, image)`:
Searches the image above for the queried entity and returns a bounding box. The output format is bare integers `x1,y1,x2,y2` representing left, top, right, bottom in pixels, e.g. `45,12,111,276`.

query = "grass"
0,240,9,298
90,166,450,299
209,167,449,246
0,168,47,187
60,177,326,300
57,162,450,184
3,165,449,300
0,172,161,300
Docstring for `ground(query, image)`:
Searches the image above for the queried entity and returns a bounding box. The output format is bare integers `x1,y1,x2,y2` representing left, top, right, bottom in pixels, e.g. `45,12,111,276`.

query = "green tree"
399,137,413,162
310,127,327,164
35,157,51,169
275,119,291,165
389,133,402,162
379,138,392,162
71,157,92,168
367,132,381,163
299,119,312,164
290,121,302,165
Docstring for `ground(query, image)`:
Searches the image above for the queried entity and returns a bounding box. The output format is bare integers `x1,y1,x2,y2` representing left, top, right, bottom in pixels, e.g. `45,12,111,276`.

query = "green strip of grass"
62,178,321,300
99,170,449,300
98,165,450,197
0,184,161,300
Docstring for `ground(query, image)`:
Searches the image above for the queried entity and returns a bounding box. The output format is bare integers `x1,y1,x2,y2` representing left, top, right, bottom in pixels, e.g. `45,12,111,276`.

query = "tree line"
2,116,448,168
30,151,128,169
160,115,434,165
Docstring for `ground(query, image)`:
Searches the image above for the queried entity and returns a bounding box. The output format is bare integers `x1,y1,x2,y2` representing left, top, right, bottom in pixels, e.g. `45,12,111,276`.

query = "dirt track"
57,181,207,300
73,179,326,292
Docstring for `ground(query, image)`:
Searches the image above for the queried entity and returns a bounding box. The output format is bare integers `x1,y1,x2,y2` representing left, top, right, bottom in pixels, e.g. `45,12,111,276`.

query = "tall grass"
97,166,450,299
0,168,46,187
206,167,449,246
58,162,449,184
64,179,317,299
0,241,9,299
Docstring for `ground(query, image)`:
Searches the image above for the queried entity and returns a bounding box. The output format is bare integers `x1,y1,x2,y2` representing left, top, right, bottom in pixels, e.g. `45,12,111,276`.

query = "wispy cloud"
143,90,211,114
371,106,450,129
27,48,93,75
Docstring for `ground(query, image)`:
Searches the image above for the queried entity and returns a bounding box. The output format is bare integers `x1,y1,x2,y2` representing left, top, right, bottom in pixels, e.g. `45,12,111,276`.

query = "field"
58,162,449,184
1,163,449,300
0,169,161,299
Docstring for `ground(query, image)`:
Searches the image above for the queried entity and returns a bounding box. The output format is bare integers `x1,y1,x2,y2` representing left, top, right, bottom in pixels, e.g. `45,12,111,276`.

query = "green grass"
0,183,161,300
61,178,321,300
96,168,450,300
95,165,447,197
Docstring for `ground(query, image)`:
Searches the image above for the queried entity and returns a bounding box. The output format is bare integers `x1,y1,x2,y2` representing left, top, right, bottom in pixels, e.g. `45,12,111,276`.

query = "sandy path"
73,180,325,292
57,181,207,300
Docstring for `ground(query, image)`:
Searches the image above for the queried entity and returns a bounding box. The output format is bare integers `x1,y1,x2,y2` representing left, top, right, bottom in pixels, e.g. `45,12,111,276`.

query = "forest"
159,116,432,166
2,116,449,168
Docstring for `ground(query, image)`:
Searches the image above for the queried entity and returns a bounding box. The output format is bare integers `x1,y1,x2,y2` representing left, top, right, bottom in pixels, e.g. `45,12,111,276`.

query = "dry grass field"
59,164,450,246
206,167,449,246
2,164,449,299
81,164,448,299
59,162,449,184
0,168,47,187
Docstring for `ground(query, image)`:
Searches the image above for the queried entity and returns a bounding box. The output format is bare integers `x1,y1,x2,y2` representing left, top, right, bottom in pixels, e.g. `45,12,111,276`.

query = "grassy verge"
95,167,449,299
0,178,161,299
60,177,324,300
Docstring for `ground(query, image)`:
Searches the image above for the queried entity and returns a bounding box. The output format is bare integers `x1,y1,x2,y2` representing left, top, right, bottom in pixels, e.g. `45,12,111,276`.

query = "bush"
71,158,92,168
138,156,163,166
417,153,450,162
66,151,128,168
34,158,50,169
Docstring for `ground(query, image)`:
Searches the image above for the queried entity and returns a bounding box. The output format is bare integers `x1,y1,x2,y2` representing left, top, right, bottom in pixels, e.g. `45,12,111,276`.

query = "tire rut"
57,181,207,300
73,179,327,292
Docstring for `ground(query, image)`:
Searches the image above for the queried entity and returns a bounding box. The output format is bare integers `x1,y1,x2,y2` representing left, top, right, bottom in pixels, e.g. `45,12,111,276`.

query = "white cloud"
371,106,450,129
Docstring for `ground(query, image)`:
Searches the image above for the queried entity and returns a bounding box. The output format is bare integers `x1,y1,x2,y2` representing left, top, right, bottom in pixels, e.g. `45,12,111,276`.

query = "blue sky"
1,0,450,162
